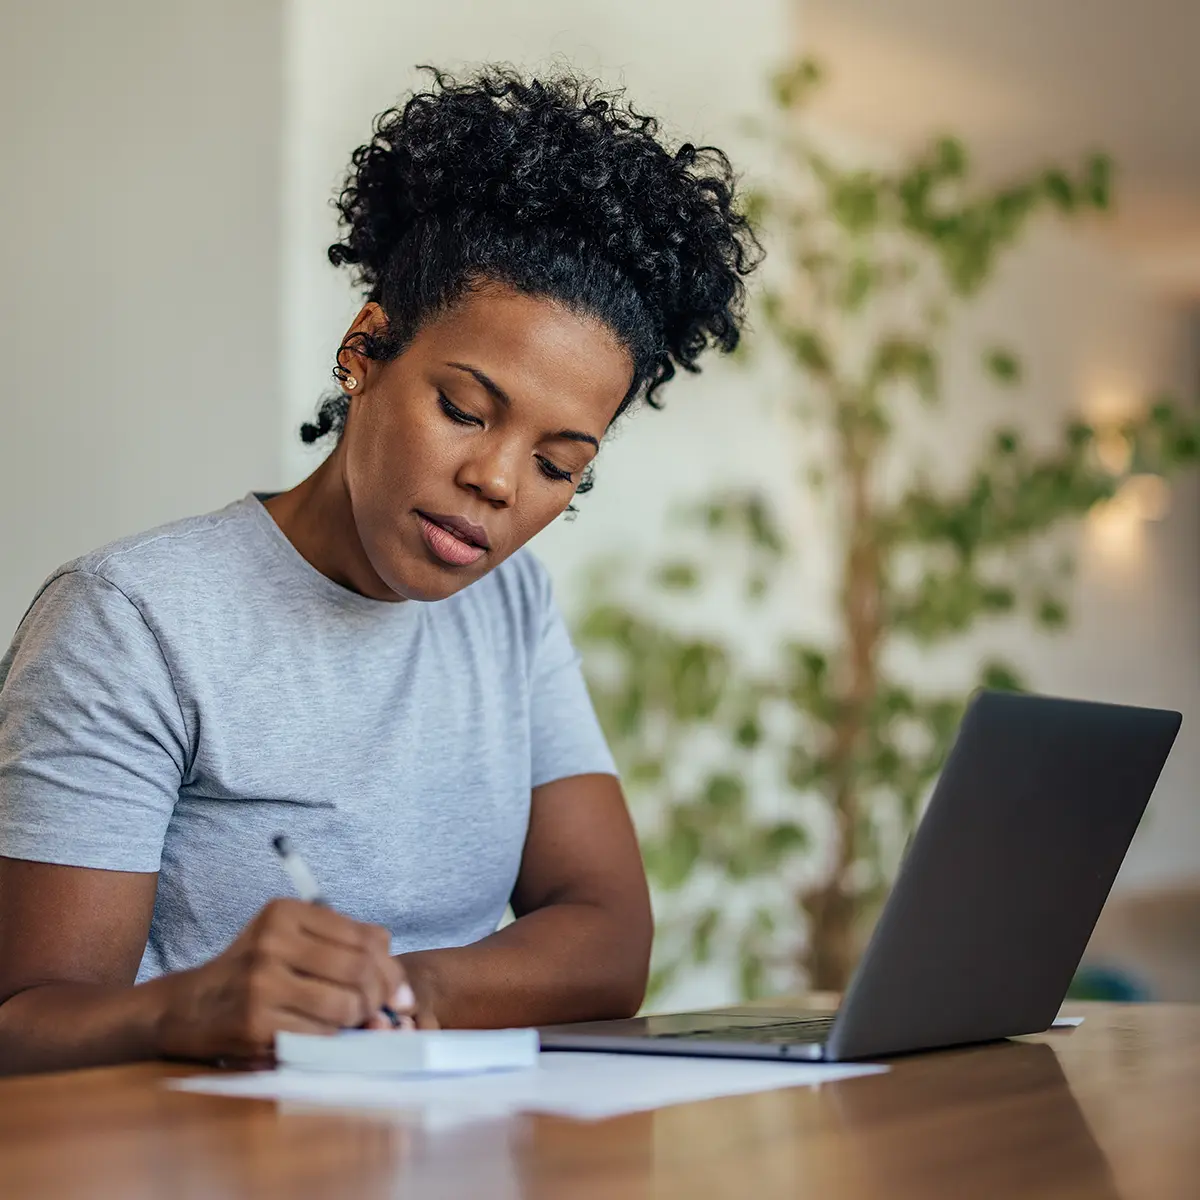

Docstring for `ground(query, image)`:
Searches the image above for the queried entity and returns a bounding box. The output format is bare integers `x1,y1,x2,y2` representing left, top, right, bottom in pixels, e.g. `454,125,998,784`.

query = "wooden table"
1,1002,1197,1199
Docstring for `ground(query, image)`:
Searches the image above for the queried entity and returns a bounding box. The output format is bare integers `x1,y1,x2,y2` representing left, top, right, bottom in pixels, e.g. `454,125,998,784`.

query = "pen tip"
272,834,290,856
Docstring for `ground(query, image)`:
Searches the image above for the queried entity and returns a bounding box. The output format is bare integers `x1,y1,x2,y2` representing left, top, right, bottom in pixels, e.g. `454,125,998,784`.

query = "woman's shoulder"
79,495,253,567
32,496,261,612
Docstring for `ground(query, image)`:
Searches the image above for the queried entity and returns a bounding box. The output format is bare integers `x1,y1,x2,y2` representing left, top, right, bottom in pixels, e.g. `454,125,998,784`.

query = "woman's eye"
438,393,481,427
537,456,575,484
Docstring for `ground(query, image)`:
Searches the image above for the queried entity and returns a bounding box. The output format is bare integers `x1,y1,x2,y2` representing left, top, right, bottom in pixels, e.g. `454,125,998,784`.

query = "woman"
0,67,760,1074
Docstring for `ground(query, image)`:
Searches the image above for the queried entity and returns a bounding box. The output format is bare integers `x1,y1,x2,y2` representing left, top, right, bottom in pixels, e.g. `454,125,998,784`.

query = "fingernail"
397,1015,416,1032
393,983,416,1010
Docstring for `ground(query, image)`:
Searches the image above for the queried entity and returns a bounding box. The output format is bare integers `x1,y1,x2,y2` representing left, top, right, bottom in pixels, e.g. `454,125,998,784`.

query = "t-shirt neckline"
244,491,421,619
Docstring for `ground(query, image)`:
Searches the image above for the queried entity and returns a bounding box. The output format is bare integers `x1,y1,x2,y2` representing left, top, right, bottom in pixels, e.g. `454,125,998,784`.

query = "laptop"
539,690,1182,1062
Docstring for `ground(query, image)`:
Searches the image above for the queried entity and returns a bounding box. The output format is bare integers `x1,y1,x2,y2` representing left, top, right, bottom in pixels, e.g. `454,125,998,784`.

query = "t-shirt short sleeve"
528,579,618,789
0,570,189,872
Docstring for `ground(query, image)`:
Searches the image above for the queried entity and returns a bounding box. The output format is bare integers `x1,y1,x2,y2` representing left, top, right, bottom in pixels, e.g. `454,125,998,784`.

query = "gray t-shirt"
0,494,616,982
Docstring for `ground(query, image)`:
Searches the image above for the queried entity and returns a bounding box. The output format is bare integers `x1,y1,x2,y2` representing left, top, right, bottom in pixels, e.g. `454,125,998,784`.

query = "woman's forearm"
0,976,177,1076
399,901,651,1029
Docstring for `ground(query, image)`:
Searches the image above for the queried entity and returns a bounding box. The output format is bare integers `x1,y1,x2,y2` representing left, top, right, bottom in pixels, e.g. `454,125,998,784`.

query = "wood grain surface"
0,1002,1196,1199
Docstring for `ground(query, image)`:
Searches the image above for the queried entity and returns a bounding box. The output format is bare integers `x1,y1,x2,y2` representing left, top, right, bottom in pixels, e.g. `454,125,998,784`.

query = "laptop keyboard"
650,1016,837,1045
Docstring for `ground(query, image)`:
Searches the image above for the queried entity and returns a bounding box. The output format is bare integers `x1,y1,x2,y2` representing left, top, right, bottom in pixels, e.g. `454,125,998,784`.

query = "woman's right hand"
156,898,411,1063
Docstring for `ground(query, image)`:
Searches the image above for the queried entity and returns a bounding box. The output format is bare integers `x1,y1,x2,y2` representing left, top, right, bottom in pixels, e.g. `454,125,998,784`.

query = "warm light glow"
1087,493,1145,568
1084,378,1141,426
1085,472,1168,570
1094,429,1132,475
1119,474,1170,521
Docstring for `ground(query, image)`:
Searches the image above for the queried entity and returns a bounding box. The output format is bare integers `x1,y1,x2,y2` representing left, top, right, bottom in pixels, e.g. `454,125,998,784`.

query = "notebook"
274,1028,540,1075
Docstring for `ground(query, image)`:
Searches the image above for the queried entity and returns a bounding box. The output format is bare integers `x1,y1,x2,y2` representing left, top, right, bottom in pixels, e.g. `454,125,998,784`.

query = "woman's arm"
0,858,172,1072
0,857,408,1076
398,773,652,1028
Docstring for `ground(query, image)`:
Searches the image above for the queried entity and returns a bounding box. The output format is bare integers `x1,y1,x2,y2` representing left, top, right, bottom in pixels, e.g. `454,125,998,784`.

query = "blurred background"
2,0,1197,1010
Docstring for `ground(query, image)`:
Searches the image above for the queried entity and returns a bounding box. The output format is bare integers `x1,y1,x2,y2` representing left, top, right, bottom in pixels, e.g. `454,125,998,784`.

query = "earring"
344,376,358,391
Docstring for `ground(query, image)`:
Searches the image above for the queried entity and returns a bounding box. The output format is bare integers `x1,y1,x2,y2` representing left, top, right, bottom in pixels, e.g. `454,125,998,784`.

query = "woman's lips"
417,514,487,567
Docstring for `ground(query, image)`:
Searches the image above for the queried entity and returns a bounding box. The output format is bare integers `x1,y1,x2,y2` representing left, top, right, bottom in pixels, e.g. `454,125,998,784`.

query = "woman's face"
338,283,633,602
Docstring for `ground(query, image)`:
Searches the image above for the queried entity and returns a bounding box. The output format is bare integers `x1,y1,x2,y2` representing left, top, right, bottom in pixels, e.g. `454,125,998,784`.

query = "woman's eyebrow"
446,361,600,450
554,429,601,451
448,361,513,408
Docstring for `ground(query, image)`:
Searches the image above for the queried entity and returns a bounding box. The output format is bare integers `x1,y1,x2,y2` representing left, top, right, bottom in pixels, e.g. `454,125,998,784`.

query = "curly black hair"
301,65,763,494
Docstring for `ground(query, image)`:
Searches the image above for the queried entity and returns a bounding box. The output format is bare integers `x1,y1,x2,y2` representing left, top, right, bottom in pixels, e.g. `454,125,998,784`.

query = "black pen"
271,834,402,1028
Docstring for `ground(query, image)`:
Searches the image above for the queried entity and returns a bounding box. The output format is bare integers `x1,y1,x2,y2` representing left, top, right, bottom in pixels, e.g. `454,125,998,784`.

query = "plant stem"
804,403,883,991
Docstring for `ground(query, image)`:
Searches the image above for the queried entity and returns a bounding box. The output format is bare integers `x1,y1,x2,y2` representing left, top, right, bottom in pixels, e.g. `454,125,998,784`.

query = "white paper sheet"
1051,1015,1085,1027
170,1052,886,1124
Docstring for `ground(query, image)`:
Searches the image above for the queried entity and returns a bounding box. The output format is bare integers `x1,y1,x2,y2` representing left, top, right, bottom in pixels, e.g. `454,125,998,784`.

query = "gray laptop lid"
824,690,1181,1060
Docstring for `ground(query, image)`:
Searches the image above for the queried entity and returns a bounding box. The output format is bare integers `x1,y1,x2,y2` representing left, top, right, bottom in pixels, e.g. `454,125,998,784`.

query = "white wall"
0,0,285,639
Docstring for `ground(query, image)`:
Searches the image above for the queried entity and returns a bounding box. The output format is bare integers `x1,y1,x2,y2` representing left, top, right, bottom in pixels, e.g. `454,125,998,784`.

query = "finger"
390,981,417,1015
267,1008,339,1039
292,903,385,952
301,919,402,1015
284,931,402,1023
416,1008,440,1031
283,938,390,1010
279,970,371,1029
353,929,402,1019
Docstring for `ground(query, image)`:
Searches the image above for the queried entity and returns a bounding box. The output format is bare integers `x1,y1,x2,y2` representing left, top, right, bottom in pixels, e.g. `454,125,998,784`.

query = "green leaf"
933,136,968,179
770,57,824,109
656,561,700,591
670,641,729,720
980,585,1016,613
1084,154,1113,209
701,500,729,531
1042,168,1077,211
626,757,665,787
1036,596,1069,629
877,684,917,718
614,684,645,738
993,428,1021,455
652,819,703,889
741,188,770,227
646,962,678,1003
842,257,876,311
574,602,633,645
871,338,938,404
786,744,828,790
703,773,747,814
797,647,828,682
785,327,833,376
690,909,720,964
830,172,881,233
984,347,1022,385
763,822,808,856
738,947,767,1000
978,661,1026,692
745,495,786,555
734,708,763,748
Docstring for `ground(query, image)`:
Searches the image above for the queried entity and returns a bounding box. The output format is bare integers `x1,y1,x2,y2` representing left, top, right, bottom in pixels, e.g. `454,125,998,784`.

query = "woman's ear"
335,302,390,393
